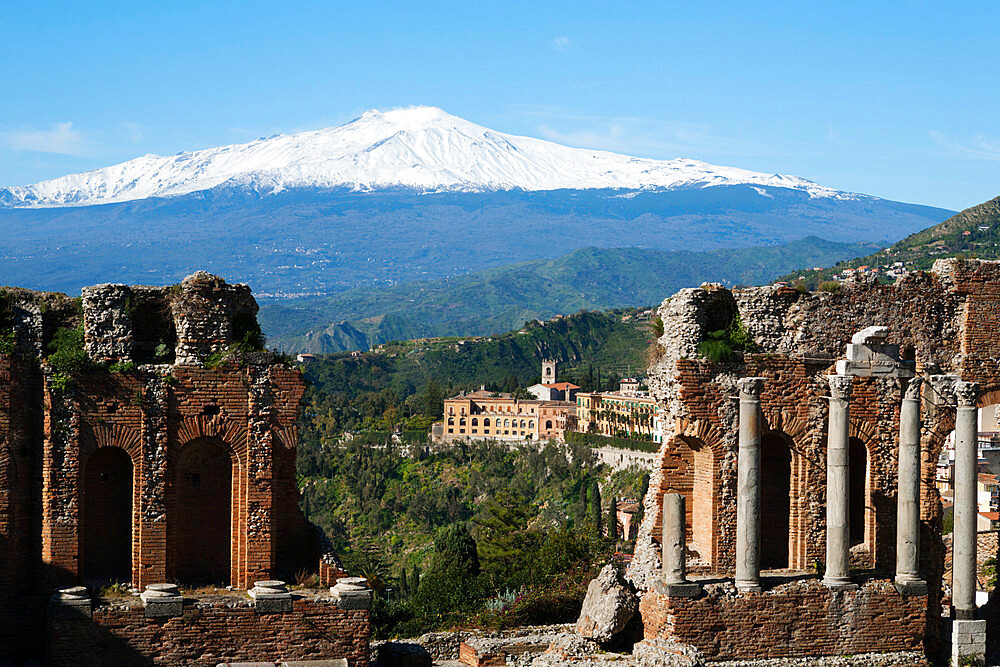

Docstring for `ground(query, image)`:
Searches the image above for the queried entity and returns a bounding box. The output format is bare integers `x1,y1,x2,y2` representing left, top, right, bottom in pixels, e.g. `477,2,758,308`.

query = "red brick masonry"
639,578,927,660
48,596,370,667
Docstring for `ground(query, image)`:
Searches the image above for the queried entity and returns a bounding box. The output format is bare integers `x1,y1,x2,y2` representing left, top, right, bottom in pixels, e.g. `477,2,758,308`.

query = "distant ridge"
260,236,877,353
777,195,1000,287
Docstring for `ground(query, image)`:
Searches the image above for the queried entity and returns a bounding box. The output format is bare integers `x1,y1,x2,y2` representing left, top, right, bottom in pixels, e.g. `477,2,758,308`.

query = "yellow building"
434,389,574,443
575,380,662,442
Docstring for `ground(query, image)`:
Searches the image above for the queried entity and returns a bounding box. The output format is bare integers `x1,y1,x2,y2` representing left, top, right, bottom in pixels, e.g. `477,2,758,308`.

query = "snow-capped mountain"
1,106,850,208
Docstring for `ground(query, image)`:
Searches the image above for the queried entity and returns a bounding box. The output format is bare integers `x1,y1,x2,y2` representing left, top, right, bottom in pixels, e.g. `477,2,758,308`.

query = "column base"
893,577,927,596
655,580,701,597
735,579,761,593
952,618,986,666
955,607,977,621
822,576,857,591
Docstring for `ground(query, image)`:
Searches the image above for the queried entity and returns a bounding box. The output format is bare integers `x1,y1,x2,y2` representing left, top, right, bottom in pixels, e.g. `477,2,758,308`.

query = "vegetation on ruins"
697,313,755,363
297,435,648,637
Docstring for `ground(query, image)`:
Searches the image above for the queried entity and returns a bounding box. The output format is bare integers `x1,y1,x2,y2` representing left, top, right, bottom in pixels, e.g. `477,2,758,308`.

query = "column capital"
827,374,853,400
954,380,980,407
737,377,765,398
902,376,923,401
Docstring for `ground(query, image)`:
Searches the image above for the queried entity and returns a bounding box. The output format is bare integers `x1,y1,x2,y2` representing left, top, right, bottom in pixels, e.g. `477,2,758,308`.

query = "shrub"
0,328,14,354
697,313,755,363
47,325,88,374
819,280,841,293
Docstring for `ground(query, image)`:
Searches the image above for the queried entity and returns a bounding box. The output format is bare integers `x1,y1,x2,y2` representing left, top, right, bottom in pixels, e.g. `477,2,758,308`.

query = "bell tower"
542,359,557,384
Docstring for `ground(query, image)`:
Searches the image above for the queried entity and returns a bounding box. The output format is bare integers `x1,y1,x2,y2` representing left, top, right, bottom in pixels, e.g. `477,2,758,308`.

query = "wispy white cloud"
552,36,572,51
123,121,144,143
4,122,91,156
929,130,1000,161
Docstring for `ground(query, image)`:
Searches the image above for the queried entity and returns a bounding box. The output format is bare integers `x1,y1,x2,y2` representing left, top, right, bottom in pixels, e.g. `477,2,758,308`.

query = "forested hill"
777,195,1000,288
262,236,876,353
300,308,649,438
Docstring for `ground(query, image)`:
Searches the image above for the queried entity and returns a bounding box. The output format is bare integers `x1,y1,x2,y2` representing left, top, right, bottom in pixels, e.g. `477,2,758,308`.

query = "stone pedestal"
659,493,700,597
895,377,927,595
50,586,92,618
140,583,183,618
331,577,373,610
735,377,765,593
952,619,986,666
953,380,980,620
823,375,857,590
249,579,293,614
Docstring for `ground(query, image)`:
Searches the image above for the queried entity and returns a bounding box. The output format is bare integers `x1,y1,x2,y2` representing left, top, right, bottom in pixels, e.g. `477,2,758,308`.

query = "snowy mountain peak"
0,106,853,208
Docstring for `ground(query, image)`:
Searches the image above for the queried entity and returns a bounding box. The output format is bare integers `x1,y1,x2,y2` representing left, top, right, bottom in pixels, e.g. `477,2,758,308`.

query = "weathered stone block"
331,577,372,611
249,580,293,614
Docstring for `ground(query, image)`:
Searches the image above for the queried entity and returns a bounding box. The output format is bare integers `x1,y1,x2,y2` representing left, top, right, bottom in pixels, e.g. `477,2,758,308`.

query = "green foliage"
154,343,172,360
108,361,136,374
982,557,997,591
697,313,755,363
819,280,842,293
47,325,89,375
298,438,611,637
50,372,71,393
565,430,658,453
232,311,266,351
0,328,14,355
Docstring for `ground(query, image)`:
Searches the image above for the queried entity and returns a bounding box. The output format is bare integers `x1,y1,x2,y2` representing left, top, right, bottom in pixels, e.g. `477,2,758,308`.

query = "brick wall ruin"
629,257,1000,660
0,272,360,664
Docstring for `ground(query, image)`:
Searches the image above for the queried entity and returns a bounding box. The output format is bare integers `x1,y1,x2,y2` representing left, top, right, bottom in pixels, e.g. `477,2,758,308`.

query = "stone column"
661,493,700,597
736,377,765,592
895,377,927,594
953,380,980,620
823,375,856,590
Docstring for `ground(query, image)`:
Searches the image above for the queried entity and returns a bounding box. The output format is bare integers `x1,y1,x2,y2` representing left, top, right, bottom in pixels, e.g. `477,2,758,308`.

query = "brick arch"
175,415,248,465
0,438,11,489
170,416,248,587
654,427,719,568
762,408,809,445
675,418,726,454
274,425,298,450
77,422,141,585
978,388,1000,409
79,422,143,466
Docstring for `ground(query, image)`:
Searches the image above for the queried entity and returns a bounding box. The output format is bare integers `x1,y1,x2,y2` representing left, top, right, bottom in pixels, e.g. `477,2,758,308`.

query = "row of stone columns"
730,374,936,593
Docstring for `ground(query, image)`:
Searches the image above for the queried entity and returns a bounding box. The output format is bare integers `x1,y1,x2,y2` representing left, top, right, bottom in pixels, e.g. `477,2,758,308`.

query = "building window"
449,407,454,415
520,420,526,428
472,418,478,426
460,418,466,426
546,420,552,429
484,418,490,426
529,421,534,428
460,429,465,434
448,429,453,434
504,419,510,426
472,429,478,434
447,418,454,426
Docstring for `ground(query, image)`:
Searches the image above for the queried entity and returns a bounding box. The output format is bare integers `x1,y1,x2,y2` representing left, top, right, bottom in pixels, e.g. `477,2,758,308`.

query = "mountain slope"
260,236,877,353
0,185,950,296
2,106,847,208
777,195,1000,287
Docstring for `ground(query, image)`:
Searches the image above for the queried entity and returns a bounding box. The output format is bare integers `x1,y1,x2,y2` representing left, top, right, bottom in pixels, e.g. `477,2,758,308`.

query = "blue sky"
1,1,998,211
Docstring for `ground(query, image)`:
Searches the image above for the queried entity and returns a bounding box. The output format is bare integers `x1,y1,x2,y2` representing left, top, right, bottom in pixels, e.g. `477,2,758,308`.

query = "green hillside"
262,236,876,353
777,196,1000,288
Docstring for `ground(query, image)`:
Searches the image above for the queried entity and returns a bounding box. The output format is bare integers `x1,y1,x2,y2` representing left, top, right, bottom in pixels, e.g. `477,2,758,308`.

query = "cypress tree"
400,567,409,596
608,498,619,540
591,481,602,535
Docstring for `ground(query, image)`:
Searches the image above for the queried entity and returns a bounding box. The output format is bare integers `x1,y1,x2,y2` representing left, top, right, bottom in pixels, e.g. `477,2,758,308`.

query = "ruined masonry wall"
47,599,370,667
639,579,926,660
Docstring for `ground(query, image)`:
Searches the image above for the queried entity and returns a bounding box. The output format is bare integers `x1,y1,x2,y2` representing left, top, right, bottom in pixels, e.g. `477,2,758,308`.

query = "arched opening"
660,435,715,565
760,433,792,569
81,447,133,584
849,437,869,547
174,438,232,586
